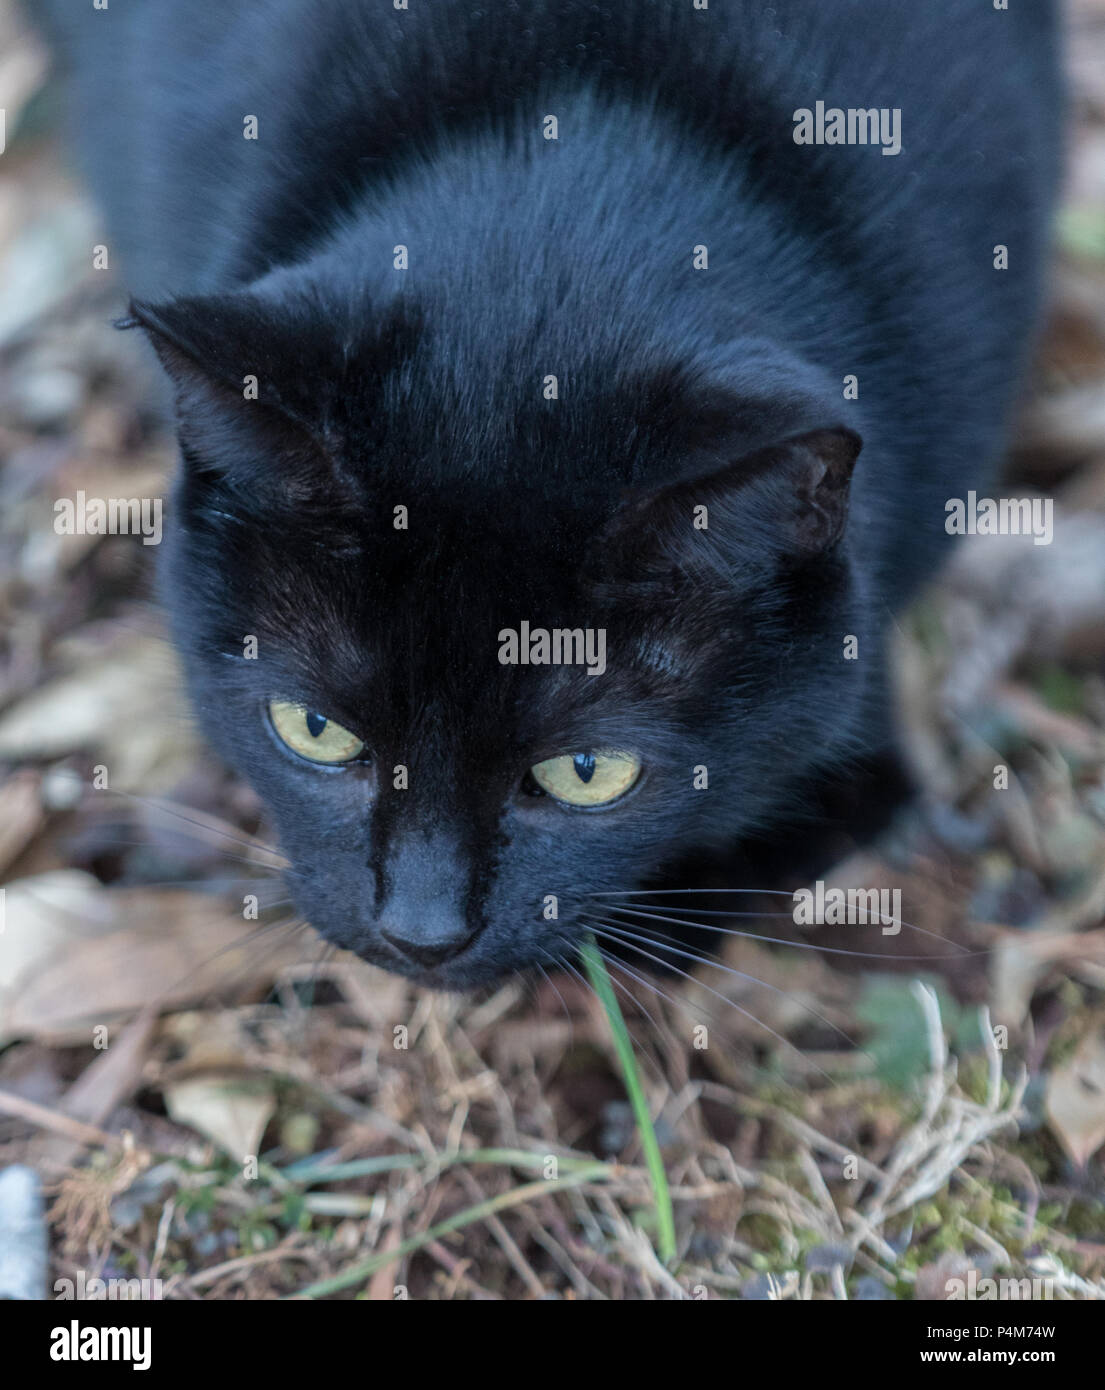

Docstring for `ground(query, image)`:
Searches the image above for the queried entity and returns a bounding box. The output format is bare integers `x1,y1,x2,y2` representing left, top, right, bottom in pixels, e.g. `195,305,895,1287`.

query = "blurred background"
0,1,1103,1300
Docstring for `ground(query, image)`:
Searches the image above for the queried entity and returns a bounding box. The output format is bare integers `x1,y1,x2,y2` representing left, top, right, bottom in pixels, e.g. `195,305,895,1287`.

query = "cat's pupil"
573,754,596,784
305,711,328,738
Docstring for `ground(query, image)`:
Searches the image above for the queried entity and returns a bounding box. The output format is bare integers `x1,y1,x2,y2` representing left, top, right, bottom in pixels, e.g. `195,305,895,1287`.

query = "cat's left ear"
120,291,331,432
601,425,862,581
118,290,378,498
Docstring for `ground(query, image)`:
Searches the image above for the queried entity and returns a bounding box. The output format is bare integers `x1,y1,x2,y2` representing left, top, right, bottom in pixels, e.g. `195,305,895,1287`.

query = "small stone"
41,764,85,811
0,1166,48,1300
10,366,84,427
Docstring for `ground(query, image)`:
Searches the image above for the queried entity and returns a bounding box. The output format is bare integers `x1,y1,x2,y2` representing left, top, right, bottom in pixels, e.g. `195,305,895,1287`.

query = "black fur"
37,0,1061,986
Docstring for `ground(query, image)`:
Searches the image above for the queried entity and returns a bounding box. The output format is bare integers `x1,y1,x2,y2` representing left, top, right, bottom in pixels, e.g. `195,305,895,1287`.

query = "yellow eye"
268,700,365,764
529,751,641,807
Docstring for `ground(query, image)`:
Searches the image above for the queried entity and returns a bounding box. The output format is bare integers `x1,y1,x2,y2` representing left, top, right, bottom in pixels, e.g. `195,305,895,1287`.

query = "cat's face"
137,290,868,989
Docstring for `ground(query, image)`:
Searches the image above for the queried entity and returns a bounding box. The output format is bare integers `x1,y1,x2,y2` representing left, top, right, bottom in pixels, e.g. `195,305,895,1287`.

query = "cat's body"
37,0,1061,986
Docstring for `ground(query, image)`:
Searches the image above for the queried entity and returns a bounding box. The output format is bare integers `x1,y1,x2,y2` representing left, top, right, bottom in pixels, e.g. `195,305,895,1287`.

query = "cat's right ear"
600,425,862,585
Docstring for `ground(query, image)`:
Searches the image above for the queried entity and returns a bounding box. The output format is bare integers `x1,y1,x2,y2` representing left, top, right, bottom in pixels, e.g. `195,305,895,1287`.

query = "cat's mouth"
376,921,487,981
371,945,503,992
329,921,503,991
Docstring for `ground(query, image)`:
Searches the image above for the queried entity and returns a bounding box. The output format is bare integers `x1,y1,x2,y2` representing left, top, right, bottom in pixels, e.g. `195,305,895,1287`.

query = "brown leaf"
0,872,307,1044
1045,1025,1105,1166
0,635,197,791
0,769,45,874
40,1009,158,1169
163,1074,275,1162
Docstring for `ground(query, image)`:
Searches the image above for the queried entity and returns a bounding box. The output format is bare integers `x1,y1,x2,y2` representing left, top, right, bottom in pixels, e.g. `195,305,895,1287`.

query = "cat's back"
37,0,1060,297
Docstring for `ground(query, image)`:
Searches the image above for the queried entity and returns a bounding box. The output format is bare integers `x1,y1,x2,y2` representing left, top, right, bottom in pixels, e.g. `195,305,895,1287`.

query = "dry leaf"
163,1075,275,1161
0,769,46,874
1045,1026,1105,1166
39,1010,158,1168
0,635,195,790
0,871,307,1045
991,928,1105,1024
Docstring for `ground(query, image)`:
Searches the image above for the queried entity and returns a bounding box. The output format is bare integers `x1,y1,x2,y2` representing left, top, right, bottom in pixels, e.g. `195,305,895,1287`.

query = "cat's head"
129,285,871,989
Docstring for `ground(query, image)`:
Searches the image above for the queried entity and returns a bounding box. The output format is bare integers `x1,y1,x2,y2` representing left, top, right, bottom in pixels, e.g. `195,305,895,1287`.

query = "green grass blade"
580,934,677,1263
277,1147,613,1187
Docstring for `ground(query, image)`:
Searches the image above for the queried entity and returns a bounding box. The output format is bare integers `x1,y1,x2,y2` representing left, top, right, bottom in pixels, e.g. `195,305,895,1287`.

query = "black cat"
36,0,1061,987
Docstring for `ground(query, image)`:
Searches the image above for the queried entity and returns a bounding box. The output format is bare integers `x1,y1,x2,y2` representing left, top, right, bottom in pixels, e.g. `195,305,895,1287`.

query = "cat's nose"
375,829,479,969
380,921,474,969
